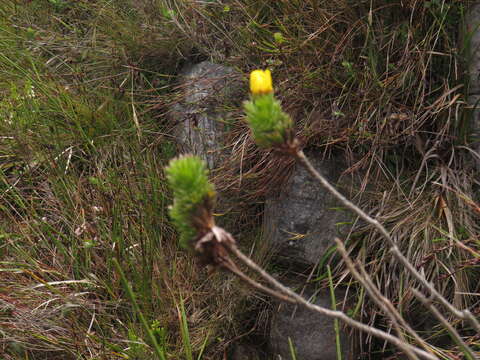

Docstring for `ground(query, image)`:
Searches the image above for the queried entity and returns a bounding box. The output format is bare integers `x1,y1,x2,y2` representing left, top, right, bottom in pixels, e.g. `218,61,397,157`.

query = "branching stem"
222,240,438,360
294,149,480,333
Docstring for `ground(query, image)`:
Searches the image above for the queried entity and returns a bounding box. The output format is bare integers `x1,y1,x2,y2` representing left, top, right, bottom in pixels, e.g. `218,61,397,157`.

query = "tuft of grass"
114,258,167,360
0,1,259,359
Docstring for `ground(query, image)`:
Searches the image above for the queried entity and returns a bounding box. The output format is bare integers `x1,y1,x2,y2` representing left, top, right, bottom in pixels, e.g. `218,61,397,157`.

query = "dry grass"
0,0,478,359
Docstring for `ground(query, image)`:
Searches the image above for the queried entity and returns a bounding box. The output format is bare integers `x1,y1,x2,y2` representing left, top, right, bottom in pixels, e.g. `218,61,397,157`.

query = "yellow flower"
249,69,273,95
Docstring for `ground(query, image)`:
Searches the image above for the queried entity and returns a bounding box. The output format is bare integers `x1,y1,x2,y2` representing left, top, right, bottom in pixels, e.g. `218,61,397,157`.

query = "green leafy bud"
244,93,293,148
165,155,216,249
273,32,285,45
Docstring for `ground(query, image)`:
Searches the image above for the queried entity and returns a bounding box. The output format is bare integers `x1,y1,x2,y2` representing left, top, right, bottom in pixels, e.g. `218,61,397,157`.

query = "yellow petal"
250,69,273,94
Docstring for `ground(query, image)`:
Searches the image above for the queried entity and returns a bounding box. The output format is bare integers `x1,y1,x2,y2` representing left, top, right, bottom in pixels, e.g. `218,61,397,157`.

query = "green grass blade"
288,337,297,360
196,330,210,360
112,258,167,360
179,297,193,360
328,265,342,360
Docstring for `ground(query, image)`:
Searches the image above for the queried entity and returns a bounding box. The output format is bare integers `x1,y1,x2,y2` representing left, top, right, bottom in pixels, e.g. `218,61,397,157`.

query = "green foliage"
165,156,215,249
244,93,292,147
273,32,285,45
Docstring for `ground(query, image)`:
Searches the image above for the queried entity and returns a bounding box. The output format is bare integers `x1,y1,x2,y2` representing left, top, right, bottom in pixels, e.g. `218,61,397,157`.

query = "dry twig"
207,230,439,360
294,150,480,334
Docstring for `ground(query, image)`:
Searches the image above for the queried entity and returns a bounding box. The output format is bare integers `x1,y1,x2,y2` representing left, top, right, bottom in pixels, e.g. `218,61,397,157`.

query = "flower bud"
249,69,273,95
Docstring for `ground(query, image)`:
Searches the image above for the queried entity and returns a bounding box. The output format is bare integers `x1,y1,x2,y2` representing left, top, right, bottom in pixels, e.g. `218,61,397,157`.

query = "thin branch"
389,246,480,332
219,255,296,304
294,149,480,333
411,289,477,360
335,238,426,360
223,241,439,360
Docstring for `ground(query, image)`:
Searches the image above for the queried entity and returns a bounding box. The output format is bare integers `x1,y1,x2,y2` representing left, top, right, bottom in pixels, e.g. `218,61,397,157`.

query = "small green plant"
126,327,148,358
273,32,285,45
244,93,293,148
165,155,216,249
243,69,293,148
165,68,479,360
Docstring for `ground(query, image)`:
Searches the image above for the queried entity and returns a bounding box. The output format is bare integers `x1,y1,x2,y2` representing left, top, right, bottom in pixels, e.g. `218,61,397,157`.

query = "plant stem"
220,254,296,304
412,289,477,360
335,238,425,360
224,241,438,360
294,149,480,333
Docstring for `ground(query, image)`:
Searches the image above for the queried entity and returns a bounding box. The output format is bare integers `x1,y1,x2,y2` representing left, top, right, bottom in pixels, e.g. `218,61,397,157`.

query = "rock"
171,61,242,168
465,5,480,170
264,153,357,359
263,153,352,267
269,287,356,360
230,343,263,360
465,4,480,95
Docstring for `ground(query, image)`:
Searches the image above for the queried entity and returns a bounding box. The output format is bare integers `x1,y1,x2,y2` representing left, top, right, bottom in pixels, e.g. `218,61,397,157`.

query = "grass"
0,1,259,358
113,258,167,360
0,0,479,359
327,265,342,360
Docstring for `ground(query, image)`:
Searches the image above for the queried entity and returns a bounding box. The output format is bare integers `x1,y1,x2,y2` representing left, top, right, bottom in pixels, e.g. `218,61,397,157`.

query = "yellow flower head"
249,69,273,95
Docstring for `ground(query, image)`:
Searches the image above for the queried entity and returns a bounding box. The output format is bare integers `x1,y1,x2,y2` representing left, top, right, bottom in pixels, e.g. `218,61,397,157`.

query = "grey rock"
171,61,242,168
265,154,357,359
465,4,480,95
231,343,263,360
465,4,480,169
269,287,356,360
263,153,352,267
